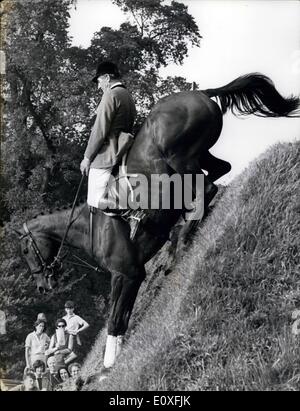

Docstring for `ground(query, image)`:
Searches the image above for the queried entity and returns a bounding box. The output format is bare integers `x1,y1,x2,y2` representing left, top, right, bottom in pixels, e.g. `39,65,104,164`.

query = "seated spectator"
55,365,72,391
63,300,89,348
67,362,82,391
43,356,60,391
57,366,70,383
32,359,49,391
46,318,77,367
25,319,50,371
9,372,38,391
68,362,81,380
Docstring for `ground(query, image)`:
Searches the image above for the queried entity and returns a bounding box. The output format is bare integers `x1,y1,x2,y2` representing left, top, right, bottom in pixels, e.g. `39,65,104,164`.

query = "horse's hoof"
99,375,108,382
99,366,112,382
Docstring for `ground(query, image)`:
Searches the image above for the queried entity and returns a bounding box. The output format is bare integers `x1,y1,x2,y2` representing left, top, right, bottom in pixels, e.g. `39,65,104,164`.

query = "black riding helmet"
92,61,120,83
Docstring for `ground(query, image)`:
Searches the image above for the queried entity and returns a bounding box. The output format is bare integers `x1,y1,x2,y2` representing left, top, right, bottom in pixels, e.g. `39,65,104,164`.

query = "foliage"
3,0,89,218
112,0,201,67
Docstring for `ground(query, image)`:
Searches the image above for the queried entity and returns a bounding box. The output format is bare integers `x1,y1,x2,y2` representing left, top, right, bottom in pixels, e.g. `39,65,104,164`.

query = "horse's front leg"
103,267,146,369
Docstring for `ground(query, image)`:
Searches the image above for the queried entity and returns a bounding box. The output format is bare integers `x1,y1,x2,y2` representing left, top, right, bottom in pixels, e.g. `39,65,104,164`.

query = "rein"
54,174,85,263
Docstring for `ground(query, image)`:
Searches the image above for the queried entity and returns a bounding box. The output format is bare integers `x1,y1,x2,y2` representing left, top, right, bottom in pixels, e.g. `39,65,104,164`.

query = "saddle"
89,153,147,244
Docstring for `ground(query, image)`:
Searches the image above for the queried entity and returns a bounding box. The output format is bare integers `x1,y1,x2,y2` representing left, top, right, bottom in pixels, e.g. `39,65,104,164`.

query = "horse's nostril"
38,286,45,294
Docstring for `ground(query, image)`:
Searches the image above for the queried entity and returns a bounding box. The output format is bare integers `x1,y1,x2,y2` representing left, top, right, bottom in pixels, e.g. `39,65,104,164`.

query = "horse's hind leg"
163,155,218,210
200,151,231,182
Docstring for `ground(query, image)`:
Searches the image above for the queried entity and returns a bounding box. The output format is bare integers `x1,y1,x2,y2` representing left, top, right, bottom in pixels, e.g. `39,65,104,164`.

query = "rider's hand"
80,157,91,176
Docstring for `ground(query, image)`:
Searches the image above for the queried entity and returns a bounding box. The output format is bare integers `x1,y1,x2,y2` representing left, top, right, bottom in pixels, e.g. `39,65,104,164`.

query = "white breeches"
87,167,113,208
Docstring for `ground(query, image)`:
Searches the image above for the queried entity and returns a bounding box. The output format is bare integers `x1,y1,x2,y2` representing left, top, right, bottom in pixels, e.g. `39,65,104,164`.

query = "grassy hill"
81,141,300,391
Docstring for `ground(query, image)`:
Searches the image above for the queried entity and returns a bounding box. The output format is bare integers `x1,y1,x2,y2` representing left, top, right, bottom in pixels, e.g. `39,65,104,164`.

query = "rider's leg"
87,167,114,209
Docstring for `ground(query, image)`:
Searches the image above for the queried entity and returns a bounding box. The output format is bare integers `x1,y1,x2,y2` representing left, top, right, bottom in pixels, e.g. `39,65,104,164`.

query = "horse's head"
15,225,61,294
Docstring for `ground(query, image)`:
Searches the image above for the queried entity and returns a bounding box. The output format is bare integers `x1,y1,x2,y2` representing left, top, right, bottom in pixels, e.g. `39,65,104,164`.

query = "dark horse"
15,73,299,369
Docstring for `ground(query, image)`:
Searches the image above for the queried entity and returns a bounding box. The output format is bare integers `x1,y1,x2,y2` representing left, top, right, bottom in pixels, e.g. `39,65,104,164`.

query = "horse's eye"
23,248,28,255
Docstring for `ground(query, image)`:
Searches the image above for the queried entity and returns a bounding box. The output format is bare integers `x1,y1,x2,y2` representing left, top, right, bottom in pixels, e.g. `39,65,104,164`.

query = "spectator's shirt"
35,375,50,391
25,331,50,356
63,314,87,346
43,371,60,391
63,314,86,334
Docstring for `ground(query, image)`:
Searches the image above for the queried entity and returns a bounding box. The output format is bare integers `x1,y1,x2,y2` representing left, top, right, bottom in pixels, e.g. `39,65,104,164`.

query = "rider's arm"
84,91,117,163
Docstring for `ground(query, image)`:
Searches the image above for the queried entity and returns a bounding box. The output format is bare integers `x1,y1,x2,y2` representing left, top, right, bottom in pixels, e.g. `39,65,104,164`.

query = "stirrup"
125,210,146,241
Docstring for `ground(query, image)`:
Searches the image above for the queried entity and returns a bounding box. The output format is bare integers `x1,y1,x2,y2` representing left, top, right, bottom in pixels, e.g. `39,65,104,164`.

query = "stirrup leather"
122,210,146,241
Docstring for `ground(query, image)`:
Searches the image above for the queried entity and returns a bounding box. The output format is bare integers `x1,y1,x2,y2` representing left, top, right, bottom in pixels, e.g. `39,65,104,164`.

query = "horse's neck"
28,204,90,251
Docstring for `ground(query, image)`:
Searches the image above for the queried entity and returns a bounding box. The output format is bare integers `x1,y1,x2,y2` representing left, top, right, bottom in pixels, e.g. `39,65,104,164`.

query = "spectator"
67,362,82,391
25,319,50,371
68,362,81,379
57,366,70,383
37,313,47,323
54,365,72,391
43,356,60,391
46,318,77,367
9,372,38,391
63,300,89,348
32,359,49,391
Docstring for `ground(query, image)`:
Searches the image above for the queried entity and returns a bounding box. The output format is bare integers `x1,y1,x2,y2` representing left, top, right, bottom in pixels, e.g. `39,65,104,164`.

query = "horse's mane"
31,198,86,220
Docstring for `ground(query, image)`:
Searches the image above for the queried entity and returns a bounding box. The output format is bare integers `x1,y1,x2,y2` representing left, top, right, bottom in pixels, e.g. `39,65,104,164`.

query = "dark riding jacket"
84,83,136,169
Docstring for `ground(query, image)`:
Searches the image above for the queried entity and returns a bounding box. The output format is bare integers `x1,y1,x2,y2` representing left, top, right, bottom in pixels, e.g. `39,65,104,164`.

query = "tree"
3,0,91,218
112,0,201,66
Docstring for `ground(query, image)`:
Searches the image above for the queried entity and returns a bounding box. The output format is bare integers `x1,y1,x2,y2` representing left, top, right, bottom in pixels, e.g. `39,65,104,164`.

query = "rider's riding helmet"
92,61,120,83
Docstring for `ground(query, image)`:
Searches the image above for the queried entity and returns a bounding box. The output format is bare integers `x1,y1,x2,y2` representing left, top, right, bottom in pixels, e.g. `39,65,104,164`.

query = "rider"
80,61,137,213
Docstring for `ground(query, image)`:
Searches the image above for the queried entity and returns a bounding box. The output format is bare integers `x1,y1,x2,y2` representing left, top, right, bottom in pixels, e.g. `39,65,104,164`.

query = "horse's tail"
203,73,300,117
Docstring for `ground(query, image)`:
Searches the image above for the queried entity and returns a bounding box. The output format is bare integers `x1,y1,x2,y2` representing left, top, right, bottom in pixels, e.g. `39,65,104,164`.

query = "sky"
68,0,300,183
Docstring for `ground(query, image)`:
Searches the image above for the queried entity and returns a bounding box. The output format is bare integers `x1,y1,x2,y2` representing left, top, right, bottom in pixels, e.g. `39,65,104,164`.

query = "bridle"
21,222,64,288
19,175,101,290
20,175,85,287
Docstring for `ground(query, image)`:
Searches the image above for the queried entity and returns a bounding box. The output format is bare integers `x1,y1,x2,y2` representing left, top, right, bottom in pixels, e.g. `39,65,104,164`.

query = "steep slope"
82,141,300,391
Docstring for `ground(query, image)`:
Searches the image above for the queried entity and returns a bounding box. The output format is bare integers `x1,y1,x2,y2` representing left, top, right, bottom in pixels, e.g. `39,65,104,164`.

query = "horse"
14,73,300,370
